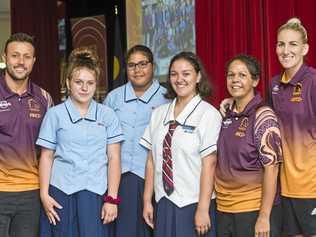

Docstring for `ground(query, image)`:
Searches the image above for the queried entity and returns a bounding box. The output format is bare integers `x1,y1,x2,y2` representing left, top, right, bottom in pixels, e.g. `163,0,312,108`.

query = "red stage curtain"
11,0,60,103
196,0,316,107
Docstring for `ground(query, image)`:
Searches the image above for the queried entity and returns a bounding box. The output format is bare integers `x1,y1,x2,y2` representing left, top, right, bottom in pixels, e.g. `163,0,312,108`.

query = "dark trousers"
0,190,40,237
216,204,282,237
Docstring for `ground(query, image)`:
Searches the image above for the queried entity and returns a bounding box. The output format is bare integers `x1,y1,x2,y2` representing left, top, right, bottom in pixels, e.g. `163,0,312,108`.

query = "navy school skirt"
113,172,153,237
154,197,216,237
39,185,113,237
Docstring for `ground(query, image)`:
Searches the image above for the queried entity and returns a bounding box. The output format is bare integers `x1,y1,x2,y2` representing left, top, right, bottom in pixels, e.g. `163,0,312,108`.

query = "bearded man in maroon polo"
0,33,53,237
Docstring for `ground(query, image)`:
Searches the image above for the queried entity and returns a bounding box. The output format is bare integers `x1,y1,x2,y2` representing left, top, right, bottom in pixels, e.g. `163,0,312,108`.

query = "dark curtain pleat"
11,0,60,104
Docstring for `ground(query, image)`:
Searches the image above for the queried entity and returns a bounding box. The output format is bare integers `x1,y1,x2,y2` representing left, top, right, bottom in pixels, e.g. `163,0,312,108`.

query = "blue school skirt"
114,172,153,237
154,197,216,237
39,185,112,237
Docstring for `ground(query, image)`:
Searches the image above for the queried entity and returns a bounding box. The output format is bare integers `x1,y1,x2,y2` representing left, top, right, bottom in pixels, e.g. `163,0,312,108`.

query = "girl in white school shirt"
36,47,123,237
141,52,222,237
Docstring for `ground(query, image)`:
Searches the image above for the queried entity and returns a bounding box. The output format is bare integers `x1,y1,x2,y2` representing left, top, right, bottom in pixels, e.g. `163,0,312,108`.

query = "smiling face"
169,58,201,102
276,29,309,75
127,51,153,91
66,67,97,107
3,41,36,82
226,60,258,103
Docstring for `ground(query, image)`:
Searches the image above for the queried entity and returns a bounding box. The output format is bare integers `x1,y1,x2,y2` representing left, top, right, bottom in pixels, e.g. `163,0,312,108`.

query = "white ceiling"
0,0,10,13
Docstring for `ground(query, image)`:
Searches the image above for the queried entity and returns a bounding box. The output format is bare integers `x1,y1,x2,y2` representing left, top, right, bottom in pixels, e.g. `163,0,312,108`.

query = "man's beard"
6,66,30,81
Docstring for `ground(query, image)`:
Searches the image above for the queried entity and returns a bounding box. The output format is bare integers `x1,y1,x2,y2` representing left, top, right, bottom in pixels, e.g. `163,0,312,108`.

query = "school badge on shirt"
290,82,303,102
235,117,248,137
182,125,195,133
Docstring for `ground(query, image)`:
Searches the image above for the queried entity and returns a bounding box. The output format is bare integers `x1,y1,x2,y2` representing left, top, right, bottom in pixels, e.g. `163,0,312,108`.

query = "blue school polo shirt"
104,80,168,179
36,98,124,195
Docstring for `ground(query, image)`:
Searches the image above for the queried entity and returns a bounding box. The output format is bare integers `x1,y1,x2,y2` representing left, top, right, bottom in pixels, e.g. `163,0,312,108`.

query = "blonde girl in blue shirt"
36,47,123,237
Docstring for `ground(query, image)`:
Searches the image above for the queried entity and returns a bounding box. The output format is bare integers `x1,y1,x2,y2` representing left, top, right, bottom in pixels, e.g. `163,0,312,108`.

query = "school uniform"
270,64,316,236
140,95,222,237
104,80,168,237
36,98,124,237
215,94,283,237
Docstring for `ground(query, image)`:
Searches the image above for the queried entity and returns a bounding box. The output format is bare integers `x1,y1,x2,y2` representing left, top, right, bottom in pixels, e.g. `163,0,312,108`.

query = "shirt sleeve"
36,108,57,150
254,106,283,166
105,108,124,144
199,109,222,158
139,111,156,150
103,93,113,108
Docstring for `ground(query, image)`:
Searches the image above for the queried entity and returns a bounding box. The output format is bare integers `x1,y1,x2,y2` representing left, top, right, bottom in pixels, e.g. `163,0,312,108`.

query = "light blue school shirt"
36,98,124,195
104,80,168,179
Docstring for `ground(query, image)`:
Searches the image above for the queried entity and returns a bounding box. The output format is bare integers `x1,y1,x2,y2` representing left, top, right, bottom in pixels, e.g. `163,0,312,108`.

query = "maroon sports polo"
0,76,52,191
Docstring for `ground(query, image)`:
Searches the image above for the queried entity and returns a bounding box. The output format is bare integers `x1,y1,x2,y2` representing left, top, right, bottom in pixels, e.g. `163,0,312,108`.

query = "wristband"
104,195,121,205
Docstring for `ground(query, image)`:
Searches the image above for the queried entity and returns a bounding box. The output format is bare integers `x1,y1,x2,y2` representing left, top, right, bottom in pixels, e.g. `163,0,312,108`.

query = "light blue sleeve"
103,91,114,108
36,108,58,150
105,107,124,144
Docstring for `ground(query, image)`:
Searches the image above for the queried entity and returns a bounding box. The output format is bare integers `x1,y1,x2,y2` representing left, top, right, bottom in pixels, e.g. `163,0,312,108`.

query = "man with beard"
0,33,53,237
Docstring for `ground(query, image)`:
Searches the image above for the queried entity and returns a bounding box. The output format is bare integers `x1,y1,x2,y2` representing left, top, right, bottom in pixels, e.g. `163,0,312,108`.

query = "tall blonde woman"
271,18,316,237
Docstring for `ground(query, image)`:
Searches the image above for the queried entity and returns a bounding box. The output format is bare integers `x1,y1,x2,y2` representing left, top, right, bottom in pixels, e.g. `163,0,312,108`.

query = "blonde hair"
65,46,101,81
278,17,308,44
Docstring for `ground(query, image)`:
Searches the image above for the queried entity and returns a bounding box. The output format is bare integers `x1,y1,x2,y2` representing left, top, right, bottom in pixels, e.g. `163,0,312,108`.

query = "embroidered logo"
0,100,12,112
28,99,41,112
272,85,280,94
222,118,232,128
311,208,316,216
235,117,248,137
28,99,41,119
290,82,303,102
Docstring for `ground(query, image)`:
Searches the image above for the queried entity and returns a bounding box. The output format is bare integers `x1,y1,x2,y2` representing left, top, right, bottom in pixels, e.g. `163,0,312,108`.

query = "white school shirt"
140,95,222,207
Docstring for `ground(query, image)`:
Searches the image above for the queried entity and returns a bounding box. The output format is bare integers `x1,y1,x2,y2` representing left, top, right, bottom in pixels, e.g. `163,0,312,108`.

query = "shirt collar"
280,64,309,86
163,94,202,126
124,80,161,103
64,97,97,123
227,93,263,118
0,75,34,99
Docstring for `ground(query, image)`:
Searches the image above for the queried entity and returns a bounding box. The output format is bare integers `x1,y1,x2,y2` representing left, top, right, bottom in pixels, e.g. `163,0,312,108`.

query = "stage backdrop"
126,0,196,80
196,0,316,107
70,15,108,102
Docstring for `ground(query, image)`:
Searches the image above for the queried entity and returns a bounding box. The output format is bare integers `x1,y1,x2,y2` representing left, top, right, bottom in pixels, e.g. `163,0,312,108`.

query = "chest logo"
0,100,12,112
222,118,232,128
272,84,280,94
290,82,303,102
28,99,41,112
235,117,248,137
182,125,195,133
28,99,41,119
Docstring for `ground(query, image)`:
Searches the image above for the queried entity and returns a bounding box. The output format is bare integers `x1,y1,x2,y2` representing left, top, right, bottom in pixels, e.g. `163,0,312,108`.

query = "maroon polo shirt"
215,94,282,212
271,64,316,198
0,76,52,191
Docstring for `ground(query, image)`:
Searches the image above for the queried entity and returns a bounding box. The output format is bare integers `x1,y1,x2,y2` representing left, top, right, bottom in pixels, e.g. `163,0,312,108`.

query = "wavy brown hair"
164,51,212,99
